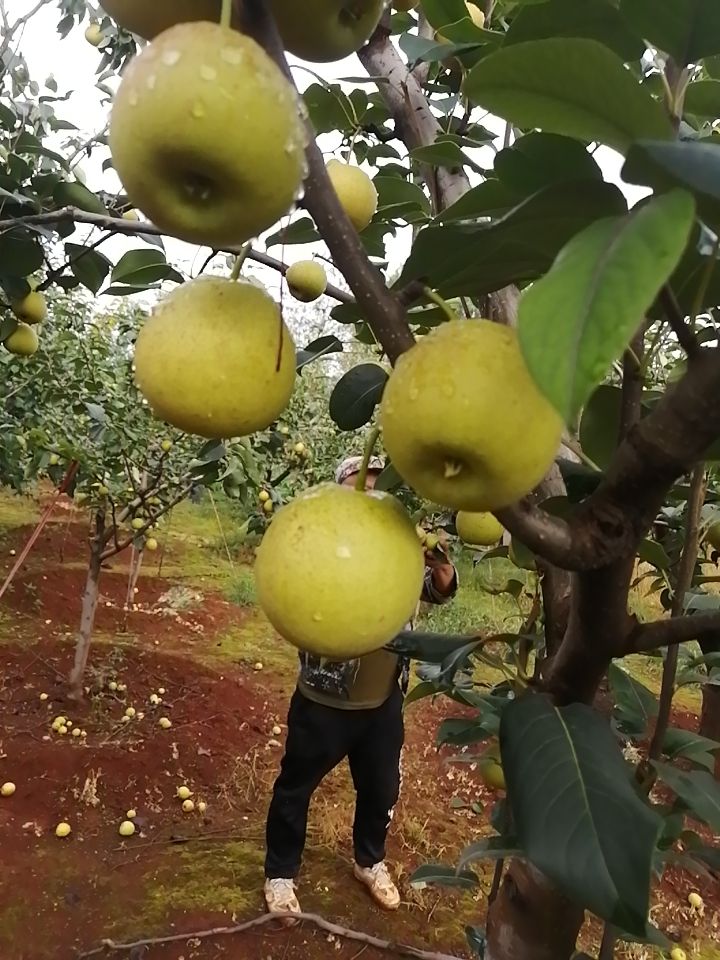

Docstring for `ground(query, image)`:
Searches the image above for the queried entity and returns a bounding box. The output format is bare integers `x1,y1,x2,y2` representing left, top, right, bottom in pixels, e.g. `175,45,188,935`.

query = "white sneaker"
353,861,401,910
264,877,301,923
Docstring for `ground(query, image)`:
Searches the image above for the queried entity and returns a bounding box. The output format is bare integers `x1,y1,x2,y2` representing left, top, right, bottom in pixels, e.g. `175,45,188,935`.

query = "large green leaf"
623,140,720,231
684,80,720,119
0,230,44,276
579,384,622,469
518,190,695,422
410,863,478,889
65,242,111,295
328,363,388,431
620,0,720,64
652,762,720,831
110,249,182,287
53,180,107,216
505,0,645,62
296,335,343,372
501,694,661,934
662,728,720,764
609,663,658,738
432,178,521,222
401,178,626,297
464,39,672,155
494,132,603,196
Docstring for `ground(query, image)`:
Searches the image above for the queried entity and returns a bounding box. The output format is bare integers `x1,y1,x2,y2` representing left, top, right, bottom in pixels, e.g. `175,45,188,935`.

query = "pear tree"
1,0,719,958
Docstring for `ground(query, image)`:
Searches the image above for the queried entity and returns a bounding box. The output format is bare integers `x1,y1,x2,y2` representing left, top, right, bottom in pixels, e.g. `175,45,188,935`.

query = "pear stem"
230,245,250,282
355,427,381,492
220,0,232,28
423,286,456,323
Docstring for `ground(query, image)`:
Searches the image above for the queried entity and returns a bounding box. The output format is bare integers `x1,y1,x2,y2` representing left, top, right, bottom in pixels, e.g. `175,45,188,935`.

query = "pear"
326,160,378,232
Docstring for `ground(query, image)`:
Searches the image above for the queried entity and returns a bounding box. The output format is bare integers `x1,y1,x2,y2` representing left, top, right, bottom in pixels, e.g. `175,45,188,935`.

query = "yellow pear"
380,320,563,512
134,277,296,439
109,22,307,248
326,160,378,232
99,0,219,39
706,522,720,551
12,290,47,325
286,261,328,302
269,0,385,62
479,757,506,791
3,323,39,357
255,483,425,657
456,511,503,546
85,22,104,46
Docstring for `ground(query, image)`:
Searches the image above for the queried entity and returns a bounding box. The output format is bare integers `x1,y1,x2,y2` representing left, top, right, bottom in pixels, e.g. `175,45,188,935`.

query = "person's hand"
423,530,450,568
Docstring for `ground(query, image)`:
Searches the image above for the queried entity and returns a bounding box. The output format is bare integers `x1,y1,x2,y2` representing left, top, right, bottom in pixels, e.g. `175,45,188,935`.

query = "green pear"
3,323,38,356
269,0,386,62
456,511,503,546
326,160,378,231
255,483,425,657
381,319,563,511
99,0,219,39
286,260,327,302
134,277,296,439
12,290,47,325
109,22,307,248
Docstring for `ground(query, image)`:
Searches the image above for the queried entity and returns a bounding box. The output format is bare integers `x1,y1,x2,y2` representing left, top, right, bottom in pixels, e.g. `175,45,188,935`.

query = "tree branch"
495,498,575,569
236,0,414,363
629,610,720,654
659,286,701,359
0,207,354,304
77,911,464,960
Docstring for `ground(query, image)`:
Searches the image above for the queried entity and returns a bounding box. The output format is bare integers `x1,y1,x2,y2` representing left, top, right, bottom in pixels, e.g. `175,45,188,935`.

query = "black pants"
264,685,404,879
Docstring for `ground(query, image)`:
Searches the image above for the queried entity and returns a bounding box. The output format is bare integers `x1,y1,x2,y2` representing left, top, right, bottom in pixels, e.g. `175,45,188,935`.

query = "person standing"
263,456,458,917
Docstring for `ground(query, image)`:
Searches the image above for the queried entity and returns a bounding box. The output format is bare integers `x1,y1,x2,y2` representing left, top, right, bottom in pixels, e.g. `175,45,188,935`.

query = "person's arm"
422,534,458,603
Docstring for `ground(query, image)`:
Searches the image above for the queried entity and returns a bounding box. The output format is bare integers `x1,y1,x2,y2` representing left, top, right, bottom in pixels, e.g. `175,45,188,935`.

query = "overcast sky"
4,1,641,311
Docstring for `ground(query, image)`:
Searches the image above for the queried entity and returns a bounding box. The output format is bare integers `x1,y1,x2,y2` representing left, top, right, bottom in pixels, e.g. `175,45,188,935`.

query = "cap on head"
335,455,385,486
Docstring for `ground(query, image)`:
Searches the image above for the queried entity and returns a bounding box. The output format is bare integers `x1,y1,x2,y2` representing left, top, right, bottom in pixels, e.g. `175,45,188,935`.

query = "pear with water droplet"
381,319,563,512
99,0,219,40
269,0,385,62
109,22,307,248
255,483,425,657
134,277,296,438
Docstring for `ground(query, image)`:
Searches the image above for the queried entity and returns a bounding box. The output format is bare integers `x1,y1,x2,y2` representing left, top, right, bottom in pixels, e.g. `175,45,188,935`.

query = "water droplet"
312,612,323,623
146,74,156,90
200,65,217,82
191,102,206,120
220,46,242,65
336,545,351,559
162,49,181,67
128,91,139,107
409,386,419,401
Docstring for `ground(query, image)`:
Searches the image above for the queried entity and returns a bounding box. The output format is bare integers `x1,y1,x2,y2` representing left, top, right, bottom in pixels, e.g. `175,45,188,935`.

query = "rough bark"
699,634,720,779
68,516,104,700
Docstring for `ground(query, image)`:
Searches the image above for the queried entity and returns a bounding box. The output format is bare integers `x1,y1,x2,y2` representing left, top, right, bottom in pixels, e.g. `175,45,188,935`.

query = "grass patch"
0,488,39,528
204,612,297,678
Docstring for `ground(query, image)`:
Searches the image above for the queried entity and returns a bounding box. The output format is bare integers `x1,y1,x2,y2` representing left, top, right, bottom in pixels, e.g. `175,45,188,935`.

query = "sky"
3,1,643,314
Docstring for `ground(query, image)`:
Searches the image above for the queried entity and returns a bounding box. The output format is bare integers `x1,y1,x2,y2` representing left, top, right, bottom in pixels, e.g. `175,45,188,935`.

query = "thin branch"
77,911,464,960
0,207,354,304
495,498,575,569
236,0,414,362
648,463,706,761
659,286,701,359
628,611,720,654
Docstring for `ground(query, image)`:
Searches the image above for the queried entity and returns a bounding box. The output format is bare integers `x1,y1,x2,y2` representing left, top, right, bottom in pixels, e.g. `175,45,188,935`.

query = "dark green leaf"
409,863,479,889
411,140,475,169
53,180,107,215
620,0,720,64
684,80,720,119
65,242,111,295
579,385,622,469
266,217,321,248
388,629,479,662
328,363,388,431
402,178,626,297
637,539,671,571
458,835,522,870
303,83,354,135
652,762,720,831
623,140,720,230
662,728,720,763
609,663,658,738
464,38,672,155
438,716,494,746
433,178,520,222
375,176,431,219
0,230,44,276
111,249,180,287
495,132,603,196
374,461,404,492
501,694,661,934
505,0,645,62
296,335,343,371
518,190,695,422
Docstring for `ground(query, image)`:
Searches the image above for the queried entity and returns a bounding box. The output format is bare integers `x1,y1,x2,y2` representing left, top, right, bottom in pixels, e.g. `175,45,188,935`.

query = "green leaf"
637,538,671,571
328,363,388,431
53,180,107,215
620,0,720,64
684,80,720,118
438,716,494,746
501,694,661,935
65,242,111,295
409,863,479,890
608,663,658,738
111,249,181,287
623,140,720,230
402,178,626,297
375,175,431,220
296,335,343,371
303,83,355,135
579,384,622,470
505,0,645,62
518,190,695,422
464,38,672,155
433,178,520,222
266,217,321,248
652,762,720,831
0,230,44,276
458,835,522,870
494,132,603,197
662,728,720,763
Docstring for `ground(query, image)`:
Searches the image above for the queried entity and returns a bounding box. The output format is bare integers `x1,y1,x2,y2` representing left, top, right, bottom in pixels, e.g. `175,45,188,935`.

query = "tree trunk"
485,862,585,960
68,510,106,700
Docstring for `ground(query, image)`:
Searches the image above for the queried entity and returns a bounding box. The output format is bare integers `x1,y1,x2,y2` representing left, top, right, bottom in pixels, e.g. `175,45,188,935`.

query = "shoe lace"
368,862,394,889
269,878,295,894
